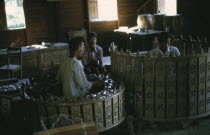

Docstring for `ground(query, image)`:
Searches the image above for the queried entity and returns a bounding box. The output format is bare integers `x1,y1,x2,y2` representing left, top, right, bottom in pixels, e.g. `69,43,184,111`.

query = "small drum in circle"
39,86,125,132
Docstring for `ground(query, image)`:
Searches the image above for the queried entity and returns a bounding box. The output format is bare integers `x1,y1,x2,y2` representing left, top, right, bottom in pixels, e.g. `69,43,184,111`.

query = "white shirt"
56,58,92,98
150,46,180,58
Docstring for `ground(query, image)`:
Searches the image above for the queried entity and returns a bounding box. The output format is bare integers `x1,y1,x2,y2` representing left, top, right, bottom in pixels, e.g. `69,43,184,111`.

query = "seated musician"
150,33,180,57
56,37,103,98
81,32,103,73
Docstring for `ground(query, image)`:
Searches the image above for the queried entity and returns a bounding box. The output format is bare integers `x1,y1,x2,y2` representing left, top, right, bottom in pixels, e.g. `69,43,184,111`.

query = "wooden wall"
0,29,26,48
90,21,118,35
0,0,209,49
0,0,57,48
0,0,140,49
118,0,139,27
136,0,156,15
177,0,210,40
24,0,57,45
56,0,85,42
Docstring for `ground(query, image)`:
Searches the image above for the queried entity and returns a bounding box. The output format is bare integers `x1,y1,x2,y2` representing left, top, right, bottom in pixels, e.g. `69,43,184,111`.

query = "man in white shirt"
56,37,103,98
150,33,180,58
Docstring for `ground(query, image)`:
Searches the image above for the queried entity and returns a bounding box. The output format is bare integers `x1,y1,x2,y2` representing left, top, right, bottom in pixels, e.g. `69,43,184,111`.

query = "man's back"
56,58,92,98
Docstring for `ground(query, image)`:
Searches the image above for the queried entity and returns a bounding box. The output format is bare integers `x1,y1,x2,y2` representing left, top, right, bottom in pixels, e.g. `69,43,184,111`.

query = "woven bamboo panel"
83,104,93,122
188,57,198,116
23,53,39,68
94,101,104,129
155,60,166,119
41,89,125,132
206,55,210,111
71,105,82,123
111,50,210,121
144,60,154,119
125,52,133,89
134,57,143,117
113,95,119,124
40,47,68,70
198,56,206,114
118,51,125,81
177,58,188,118
165,60,176,118
119,92,124,120
105,98,112,127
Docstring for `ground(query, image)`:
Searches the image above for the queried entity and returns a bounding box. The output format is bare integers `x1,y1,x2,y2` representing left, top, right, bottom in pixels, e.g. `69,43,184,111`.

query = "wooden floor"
102,115,210,135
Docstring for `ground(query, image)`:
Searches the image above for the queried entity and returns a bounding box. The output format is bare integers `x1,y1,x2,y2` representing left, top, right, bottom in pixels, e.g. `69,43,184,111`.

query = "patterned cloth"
56,57,92,98
81,45,103,67
150,46,180,58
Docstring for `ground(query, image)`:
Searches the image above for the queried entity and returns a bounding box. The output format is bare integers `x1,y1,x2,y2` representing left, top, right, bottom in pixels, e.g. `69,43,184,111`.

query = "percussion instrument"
110,47,210,122
137,14,152,30
38,76,125,132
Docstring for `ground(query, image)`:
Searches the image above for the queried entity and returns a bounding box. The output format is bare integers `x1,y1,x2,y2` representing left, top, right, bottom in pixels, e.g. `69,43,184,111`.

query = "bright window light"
89,0,118,21
165,0,177,15
158,0,177,15
4,0,26,29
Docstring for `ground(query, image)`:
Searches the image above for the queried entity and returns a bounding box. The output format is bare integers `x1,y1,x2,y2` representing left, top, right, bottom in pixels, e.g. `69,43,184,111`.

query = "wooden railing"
110,45,210,121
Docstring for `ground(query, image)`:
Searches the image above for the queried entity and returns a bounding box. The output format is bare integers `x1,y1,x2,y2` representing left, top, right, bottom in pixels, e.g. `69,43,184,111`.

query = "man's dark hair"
87,32,97,40
157,33,169,44
69,37,84,54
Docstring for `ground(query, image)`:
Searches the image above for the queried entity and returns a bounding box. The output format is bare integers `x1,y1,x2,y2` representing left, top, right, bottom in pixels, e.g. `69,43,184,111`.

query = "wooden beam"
33,121,98,135
136,0,153,15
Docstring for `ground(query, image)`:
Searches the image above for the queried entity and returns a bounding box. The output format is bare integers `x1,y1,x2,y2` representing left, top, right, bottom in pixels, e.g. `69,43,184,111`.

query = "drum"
152,14,165,31
38,83,125,132
137,14,152,30
164,14,184,34
110,48,210,122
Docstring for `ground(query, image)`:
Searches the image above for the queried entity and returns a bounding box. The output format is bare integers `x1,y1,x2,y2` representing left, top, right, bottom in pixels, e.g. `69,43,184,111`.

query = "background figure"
150,33,180,57
81,32,103,73
151,36,159,49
